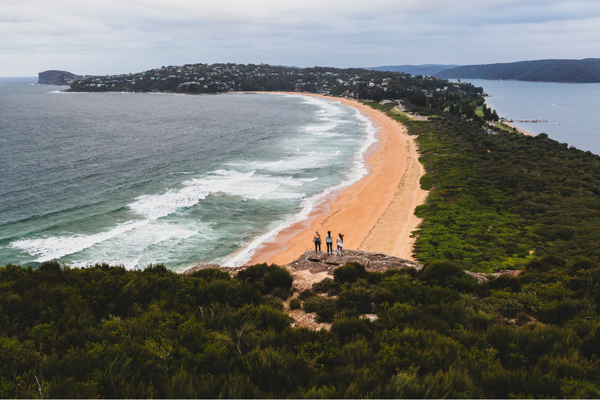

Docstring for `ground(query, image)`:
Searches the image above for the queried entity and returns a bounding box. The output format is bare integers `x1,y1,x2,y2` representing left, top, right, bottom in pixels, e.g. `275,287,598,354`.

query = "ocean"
0,78,375,270
463,79,600,155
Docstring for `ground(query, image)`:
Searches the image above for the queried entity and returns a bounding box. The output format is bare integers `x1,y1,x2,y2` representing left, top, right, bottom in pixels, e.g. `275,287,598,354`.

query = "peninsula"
3,63,600,398
38,70,83,85
435,58,600,83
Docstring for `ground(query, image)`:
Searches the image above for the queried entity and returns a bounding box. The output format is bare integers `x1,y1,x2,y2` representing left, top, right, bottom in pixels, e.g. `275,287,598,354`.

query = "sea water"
463,79,600,155
0,78,376,270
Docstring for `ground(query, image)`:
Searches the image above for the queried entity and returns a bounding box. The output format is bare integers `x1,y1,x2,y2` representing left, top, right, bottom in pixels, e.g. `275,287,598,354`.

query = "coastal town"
66,63,483,108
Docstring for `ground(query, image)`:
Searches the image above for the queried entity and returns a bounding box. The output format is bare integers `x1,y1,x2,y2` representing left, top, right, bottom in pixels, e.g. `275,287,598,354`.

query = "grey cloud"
1,0,600,76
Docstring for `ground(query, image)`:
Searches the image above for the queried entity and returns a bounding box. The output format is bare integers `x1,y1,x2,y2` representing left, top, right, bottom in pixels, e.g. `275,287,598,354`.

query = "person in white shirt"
336,233,344,256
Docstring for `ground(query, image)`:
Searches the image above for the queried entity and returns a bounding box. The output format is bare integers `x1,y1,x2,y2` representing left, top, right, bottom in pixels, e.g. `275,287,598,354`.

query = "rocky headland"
38,70,83,85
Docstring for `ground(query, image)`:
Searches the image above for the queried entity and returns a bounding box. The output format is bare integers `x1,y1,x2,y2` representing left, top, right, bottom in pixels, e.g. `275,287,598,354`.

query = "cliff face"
38,70,83,85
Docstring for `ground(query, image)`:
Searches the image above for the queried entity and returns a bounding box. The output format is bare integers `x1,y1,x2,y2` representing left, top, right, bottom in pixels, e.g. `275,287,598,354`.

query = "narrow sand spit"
245,93,428,266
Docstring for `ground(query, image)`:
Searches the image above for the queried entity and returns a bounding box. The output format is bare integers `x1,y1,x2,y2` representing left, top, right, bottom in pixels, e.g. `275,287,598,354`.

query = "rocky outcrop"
464,269,523,283
285,249,421,273
38,70,83,85
182,262,246,276
182,250,421,282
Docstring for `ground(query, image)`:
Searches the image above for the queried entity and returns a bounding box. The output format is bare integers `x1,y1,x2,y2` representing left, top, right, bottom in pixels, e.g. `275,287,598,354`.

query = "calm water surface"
464,79,600,155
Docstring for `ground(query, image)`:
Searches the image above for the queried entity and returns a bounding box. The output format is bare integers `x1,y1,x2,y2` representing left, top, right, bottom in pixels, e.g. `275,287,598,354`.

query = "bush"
143,263,170,275
312,279,334,293
289,298,301,310
487,276,522,292
538,299,583,325
334,262,366,284
237,264,293,295
303,296,337,313
419,260,463,286
298,290,316,300
189,268,231,281
316,308,336,323
38,260,62,273
337,287,373,314
331,317,373,342
273,287,292,300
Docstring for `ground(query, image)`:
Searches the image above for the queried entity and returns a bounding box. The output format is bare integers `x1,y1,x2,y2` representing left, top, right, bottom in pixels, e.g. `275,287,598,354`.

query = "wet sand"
245,93,429,265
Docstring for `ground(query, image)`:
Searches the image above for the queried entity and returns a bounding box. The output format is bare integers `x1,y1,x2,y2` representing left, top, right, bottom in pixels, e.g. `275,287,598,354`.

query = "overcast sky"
2,0,599,76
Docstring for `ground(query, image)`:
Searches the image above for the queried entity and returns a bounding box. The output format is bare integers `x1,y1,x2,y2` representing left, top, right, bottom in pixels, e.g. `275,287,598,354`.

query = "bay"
463,79,600,155
0,78,375,270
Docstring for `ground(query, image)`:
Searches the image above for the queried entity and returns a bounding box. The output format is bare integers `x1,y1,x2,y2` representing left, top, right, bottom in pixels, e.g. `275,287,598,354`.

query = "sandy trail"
245,93,428,266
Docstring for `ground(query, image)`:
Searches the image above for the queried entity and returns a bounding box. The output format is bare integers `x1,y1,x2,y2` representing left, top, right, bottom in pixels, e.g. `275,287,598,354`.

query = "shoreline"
502,121,535,136
239,92,428,266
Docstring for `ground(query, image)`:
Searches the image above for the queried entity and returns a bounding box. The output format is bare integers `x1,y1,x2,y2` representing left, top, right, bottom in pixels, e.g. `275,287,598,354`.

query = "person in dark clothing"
313,231,322,253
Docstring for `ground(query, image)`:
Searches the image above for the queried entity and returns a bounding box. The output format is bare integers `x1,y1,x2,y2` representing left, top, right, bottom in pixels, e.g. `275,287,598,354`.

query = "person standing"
313,231,322,253
337,233,344,256
325,231,333,254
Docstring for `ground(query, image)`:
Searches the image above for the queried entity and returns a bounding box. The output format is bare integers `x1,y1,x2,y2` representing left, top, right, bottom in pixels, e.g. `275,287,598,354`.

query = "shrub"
312,279,334,293
143,263,170,275
189,268,230,281
237,264,293,295
538,299,584,325
334,262,366,284
303,296,337,313
289,298,301,310
38,260,62,273
487,276,522,292
273,287,292,300
298,290,316,300
419,260,463,286
337,287,373,314
316,308,335,323
331,317,373,342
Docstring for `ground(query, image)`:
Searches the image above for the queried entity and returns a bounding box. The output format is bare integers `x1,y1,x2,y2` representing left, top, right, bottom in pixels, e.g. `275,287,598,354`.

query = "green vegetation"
2,255,600,398
67,62,484,106
435,58,600,83
364,102,600,272
5,71,600,398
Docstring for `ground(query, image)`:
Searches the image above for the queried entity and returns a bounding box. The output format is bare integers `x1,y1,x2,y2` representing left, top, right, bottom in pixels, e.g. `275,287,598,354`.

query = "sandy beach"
246,93,429,266
500,121,535,137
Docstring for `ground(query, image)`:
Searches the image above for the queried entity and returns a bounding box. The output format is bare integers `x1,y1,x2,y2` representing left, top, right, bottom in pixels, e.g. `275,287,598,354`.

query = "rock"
464,270,489,283
283,249,422,273
182,262,246,276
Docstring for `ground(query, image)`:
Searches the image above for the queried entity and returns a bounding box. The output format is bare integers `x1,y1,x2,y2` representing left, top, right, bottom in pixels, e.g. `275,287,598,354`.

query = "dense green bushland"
2,256,600,398
3,85,600,397
365,102,600,272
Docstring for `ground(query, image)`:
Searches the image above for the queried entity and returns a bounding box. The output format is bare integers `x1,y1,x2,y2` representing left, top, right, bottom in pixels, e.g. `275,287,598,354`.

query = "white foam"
10,220,148,263
223,105,378,267
63,221,201,269
129,170,254,219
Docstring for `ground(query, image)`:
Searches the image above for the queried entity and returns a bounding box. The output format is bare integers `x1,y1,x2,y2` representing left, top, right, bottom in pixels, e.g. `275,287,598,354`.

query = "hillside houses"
69,63,482,107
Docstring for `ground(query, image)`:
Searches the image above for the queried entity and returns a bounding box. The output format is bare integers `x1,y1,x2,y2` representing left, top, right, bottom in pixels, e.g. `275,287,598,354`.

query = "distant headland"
38,70,83,85
434,58,600,83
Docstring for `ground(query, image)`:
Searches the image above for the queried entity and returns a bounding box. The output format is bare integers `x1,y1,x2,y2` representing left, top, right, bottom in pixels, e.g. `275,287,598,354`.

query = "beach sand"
246,93,429,266
501,121,535,137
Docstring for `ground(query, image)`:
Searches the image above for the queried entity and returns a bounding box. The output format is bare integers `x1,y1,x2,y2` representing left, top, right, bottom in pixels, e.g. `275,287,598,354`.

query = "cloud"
1,0,599,76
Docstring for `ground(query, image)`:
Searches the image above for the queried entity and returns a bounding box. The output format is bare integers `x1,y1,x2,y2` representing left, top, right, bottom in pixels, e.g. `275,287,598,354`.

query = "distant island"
435,58,600,83
364,64,460,76
38,70,83,85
